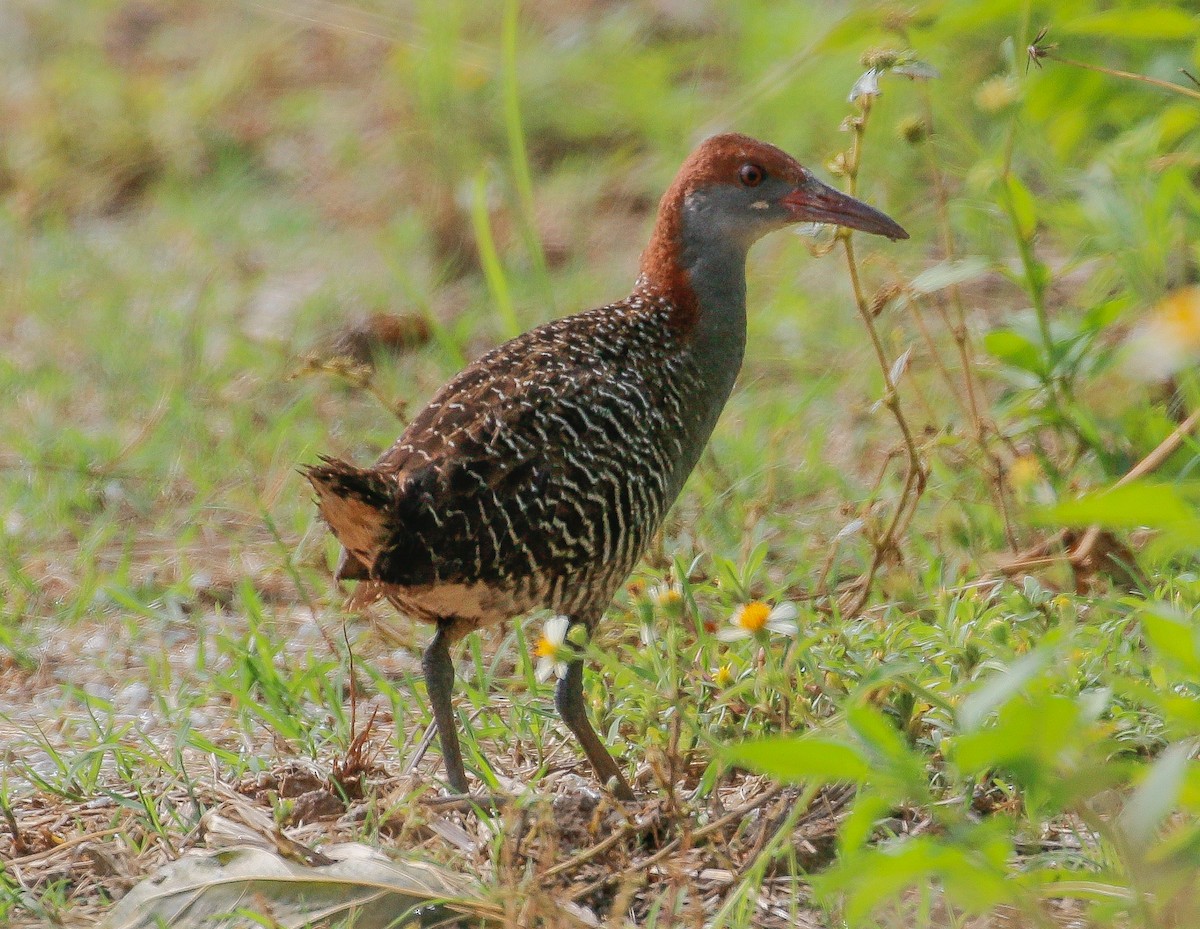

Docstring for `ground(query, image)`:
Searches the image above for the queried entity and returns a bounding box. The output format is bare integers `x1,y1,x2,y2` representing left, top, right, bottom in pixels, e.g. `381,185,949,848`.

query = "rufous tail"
302,457,394,574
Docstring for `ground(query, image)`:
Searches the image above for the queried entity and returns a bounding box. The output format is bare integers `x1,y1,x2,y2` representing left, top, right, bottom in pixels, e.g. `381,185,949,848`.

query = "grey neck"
648,201,752,502
677,196,752,400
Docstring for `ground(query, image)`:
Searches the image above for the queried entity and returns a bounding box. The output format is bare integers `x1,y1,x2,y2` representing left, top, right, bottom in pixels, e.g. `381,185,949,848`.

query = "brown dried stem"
917,86,1019,551
836,96,928,616
1069,405,1200,567
1033,49,1200,102
566,784,786,902
814,449,899,598
290,354,408,424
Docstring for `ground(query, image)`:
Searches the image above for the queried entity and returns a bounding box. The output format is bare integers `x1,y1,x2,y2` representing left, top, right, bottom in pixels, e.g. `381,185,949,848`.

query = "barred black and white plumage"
309,294,708,636
305,133,907,800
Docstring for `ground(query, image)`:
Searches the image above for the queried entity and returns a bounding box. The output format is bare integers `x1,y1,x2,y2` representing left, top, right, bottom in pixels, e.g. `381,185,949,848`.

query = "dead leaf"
100,843,502,929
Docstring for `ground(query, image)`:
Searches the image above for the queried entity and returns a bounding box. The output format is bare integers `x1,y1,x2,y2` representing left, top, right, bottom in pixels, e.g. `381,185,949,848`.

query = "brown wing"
366,306,681,591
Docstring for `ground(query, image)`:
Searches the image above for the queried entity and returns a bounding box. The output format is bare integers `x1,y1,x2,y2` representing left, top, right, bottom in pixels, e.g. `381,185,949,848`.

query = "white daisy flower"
534,615,572,682
640,581,684,644
648,582,684,612
716,601,799,642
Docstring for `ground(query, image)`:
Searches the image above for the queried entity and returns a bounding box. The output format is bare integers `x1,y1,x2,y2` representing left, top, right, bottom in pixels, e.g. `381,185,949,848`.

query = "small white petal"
544,615,570,645
894,61,940,80
639,624,657,645
768,602,798,622
792,221,827,239
888,347,912,386
535,657,555,682
835,519,865,540
849,68,881,103
766,619,799,636
553,660,569,680
717,627,751,642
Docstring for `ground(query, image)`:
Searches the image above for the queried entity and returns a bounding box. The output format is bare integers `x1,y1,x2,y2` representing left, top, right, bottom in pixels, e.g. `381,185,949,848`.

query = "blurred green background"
4,2,1200,926
4,0,1196,607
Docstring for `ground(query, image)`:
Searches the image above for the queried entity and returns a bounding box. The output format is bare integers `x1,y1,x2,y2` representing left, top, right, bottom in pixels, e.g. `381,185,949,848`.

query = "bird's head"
637,133,907,332
671,132,908,248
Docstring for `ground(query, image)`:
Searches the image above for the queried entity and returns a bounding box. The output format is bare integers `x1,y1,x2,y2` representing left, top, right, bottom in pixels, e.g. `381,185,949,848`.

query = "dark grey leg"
555,647,635,802
422,625,469,794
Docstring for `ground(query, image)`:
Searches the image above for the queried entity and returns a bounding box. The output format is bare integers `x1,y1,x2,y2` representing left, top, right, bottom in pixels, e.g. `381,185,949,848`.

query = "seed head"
898,115,929,144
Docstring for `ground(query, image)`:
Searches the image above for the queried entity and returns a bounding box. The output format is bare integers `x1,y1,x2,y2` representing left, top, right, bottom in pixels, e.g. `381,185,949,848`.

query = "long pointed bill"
782,176,908,241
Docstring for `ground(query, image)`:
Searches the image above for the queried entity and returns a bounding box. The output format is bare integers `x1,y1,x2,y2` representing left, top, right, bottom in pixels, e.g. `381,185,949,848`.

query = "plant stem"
838,96,927,615
918,87,1018,549
501,0,554,310
1045,52,1200,102
470,170,522,339
1004,191,1055,364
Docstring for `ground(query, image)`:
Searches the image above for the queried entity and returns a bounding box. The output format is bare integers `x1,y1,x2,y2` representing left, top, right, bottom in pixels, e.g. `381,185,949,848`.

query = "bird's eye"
738,164,765,187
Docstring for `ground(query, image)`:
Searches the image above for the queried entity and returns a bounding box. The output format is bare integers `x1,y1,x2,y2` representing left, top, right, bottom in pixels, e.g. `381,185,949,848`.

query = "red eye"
739,164,765,187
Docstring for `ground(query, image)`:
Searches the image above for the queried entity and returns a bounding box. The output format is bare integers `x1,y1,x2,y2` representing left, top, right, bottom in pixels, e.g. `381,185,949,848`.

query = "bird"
304,133,907,801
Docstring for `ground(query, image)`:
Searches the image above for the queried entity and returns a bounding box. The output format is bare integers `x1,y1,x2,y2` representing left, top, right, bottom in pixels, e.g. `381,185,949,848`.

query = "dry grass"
1,608,836,927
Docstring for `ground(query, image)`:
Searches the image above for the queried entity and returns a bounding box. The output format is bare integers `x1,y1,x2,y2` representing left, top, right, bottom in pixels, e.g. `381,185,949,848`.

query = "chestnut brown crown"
637,132,907,326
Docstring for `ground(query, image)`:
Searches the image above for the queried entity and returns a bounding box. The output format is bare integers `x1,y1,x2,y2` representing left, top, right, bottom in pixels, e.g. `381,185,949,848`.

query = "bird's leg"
555,628,635,802
422,624,470,795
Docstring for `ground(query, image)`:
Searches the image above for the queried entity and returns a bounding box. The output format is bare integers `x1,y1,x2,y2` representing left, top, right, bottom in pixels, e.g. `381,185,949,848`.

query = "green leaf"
469,170,521,340
741,540,769,588
1160,694,1200,733
982,328,1043,374
1118,742,1194,849
724,736,871,784
1063,8,1197,40
838,792,893,854
712,556,746,600
1139,606,1200,674
816,836,942,923
1061,399,1106,450
954,693,1083,783
958,650,1050,731
1022,869,1134,902
817,829,1013,924
102,585,162,620
1178,762,1200,811
1081,296,1128,333
1047,482,1197,532
937,823,1015,914
846,703,930,801
1004,174,1037,240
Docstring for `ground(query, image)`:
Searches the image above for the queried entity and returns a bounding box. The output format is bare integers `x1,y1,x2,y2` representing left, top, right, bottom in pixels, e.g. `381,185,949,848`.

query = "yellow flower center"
1160,286,1200,348
714,665,734,687
534,638,560,660
737,601,772,633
